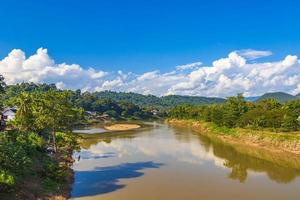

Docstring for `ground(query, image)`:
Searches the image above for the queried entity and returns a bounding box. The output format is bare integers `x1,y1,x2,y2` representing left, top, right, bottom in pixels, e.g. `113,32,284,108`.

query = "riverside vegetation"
168,94,300,153
0,82,83,199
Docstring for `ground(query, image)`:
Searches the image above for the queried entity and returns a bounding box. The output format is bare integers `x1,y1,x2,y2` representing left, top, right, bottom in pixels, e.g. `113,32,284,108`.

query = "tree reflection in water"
197,134,300,183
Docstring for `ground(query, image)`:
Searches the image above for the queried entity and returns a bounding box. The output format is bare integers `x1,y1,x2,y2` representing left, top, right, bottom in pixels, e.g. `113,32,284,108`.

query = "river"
70,122,300,200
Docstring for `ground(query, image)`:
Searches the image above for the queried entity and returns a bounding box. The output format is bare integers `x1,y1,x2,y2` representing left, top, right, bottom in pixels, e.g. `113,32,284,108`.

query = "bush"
0,131,46,190
0,130,76,193
0,170,15,191
42,157,66,182
55,132,79,150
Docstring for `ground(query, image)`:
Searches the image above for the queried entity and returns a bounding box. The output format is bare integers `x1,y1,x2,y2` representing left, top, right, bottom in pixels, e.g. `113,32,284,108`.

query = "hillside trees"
169,95,300,132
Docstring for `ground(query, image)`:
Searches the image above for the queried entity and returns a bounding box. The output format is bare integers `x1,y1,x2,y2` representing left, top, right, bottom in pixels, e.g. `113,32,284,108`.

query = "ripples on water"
71,122,300,200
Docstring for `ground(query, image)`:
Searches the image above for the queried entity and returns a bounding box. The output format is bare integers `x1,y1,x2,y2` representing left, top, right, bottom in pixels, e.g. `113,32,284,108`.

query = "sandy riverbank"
104,123,141,131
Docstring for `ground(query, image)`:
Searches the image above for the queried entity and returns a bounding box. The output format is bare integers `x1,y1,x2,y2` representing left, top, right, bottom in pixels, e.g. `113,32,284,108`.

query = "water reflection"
73,128,107,134
71,122,300,200
206,136,300,183
78,129,146,150
71,161,162,198
171,124,300,183
78,152,116,160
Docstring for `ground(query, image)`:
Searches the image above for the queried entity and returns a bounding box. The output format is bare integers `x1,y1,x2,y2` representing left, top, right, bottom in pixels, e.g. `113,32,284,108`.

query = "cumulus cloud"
175,61,202,71
236,49,273,60
166,52,300,97
0,48,107,91
1,48,300,97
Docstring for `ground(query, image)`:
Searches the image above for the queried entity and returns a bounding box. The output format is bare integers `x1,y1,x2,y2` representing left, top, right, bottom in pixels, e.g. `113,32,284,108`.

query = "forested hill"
93,91,225,108
9,82,300,108
256,92,299,103
93,91,162,107
160,95,225,106
4,83,225,109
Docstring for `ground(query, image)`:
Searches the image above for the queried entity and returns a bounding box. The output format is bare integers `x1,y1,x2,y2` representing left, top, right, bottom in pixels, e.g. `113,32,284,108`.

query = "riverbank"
104,123,141,131
167,119,300,155
0,132,79,200
45,144,75,200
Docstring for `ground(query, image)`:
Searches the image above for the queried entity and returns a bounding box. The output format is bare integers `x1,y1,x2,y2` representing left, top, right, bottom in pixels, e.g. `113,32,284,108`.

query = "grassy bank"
0,131,79,200
167,119,300,155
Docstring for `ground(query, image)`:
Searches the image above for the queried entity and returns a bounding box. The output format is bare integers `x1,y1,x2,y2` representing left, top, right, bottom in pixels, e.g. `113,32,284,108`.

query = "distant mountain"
94,91,225,108
94,91,162,107
160,95,225,106
245,96,260,102
256,92,297,103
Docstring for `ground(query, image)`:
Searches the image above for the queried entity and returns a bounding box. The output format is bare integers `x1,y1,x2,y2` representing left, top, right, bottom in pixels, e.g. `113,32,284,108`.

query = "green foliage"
0,75,6,95
12,90,83,151
77,90,225,110
13,92,35,131
86,97,153,119
160,95,225,107
31,90,83,132
210,105,225,126
237,108,265,128
0,133,32,176
56,132,80,151
41,178,60,192
0,170,15,191
0,131,42,190
208,123,239,137
280,100,300,131
0,81,81,196
222,94,248,127
42,157,65,182
169,95,300,132
0,130,78,194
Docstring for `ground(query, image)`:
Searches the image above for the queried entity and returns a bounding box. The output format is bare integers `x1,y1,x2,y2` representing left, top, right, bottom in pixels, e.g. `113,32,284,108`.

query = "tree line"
169,94,300,132
4,82,156,120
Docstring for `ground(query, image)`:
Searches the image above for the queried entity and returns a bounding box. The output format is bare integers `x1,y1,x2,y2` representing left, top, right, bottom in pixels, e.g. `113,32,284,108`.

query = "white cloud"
137,70,159,81
0,48,108,90
166,52,300,96
175,61,202,71
236,49,273,60
1,48,300,97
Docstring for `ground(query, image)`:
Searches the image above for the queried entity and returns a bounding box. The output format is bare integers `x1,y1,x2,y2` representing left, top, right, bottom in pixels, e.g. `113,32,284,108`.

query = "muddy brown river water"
71,122,300,200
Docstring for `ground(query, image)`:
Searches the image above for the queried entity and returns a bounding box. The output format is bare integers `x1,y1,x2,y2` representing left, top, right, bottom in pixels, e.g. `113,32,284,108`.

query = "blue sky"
1,0,300,72
1,0,300,97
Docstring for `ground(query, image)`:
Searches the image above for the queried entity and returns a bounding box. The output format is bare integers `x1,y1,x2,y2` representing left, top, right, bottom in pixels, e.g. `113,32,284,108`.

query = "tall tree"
14,92,34,131
33,91,82,152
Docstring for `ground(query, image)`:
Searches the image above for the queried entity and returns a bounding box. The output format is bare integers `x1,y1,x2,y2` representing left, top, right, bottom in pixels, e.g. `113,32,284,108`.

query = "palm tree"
14,92,34,131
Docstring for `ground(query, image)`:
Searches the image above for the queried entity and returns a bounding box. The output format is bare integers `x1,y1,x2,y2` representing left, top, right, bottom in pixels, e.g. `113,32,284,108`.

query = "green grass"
207,123,239,137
